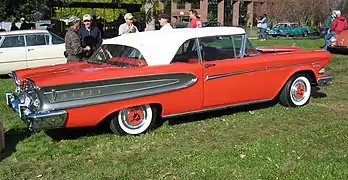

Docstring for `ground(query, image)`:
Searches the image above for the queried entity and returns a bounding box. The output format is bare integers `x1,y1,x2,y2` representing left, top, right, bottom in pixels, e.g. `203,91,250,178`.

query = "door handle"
204,63,216,68
28,49,34,51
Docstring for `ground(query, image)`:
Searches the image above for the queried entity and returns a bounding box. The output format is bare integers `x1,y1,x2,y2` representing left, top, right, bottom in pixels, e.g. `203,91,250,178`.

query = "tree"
255,0,343,27
0,0,71,21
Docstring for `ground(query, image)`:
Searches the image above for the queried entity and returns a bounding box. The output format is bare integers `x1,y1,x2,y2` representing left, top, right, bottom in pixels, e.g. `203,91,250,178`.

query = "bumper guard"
6,93,67,131
317,75,334,86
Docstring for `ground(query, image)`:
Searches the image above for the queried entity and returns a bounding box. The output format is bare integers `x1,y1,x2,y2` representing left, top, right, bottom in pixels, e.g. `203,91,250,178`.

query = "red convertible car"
6,27,333,135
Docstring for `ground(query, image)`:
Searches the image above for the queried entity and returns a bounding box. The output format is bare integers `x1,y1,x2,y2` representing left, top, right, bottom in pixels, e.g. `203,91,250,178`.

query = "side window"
244,38,259,57
171,38,199,63
50,32,65,44
26,34,47,46
199,35,243,61
0,36,25,48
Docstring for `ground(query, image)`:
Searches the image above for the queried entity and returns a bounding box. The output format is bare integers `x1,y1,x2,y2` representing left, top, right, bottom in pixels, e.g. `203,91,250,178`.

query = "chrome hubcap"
120,106,147,129
291,80,307,103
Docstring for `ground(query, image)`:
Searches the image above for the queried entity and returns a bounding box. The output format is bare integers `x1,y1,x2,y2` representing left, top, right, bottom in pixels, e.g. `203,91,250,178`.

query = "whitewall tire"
279,74,312,107
110,104,157,135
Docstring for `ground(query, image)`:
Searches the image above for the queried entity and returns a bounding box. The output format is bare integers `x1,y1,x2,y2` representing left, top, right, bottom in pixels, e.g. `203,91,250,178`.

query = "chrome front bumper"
317,75,334,86
6,93,67,131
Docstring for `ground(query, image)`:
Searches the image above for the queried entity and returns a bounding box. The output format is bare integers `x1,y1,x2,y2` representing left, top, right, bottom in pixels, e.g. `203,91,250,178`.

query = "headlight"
319,68,325,74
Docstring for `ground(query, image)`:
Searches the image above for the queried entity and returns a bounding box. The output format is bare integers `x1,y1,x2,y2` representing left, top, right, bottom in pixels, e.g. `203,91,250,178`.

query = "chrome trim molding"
164,98,272,118
266,61,320,70
207,68,265,81
39,73,198,111
317,75,334,86
206,61,320,81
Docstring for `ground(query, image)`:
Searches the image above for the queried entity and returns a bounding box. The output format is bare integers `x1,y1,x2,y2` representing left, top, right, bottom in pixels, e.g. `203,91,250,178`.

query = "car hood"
14,62,129,87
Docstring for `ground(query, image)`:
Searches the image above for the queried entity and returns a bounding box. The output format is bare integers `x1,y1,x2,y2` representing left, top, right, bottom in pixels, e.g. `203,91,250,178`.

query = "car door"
25,33,66,68
0,35,27,74
199,34,267,108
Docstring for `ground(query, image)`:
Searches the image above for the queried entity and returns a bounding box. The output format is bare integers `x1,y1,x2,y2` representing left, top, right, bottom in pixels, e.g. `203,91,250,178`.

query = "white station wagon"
0,30,67,75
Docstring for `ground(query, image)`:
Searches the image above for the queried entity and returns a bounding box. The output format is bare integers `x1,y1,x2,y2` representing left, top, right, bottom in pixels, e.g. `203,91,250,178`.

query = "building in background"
159,0,267,26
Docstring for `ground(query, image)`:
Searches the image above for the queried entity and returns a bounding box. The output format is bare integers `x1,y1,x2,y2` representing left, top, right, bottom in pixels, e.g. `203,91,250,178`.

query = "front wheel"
279,74,312,107
110,104,157,135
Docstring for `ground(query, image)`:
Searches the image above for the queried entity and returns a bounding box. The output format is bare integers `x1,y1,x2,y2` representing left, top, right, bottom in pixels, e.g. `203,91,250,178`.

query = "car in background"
268,23,311,37
6,27,333,136
328,29,348,54
0,30,66,75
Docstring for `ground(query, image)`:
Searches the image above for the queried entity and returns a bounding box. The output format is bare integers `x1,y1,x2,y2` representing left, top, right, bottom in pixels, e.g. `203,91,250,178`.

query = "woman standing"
260,14,268,41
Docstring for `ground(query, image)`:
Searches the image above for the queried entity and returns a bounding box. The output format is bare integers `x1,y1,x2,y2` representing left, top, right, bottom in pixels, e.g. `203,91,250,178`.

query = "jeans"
323,32,335,50
260,28,267,40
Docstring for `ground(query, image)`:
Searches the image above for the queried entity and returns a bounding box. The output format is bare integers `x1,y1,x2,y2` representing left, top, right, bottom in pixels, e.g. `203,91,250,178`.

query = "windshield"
88,44,148,68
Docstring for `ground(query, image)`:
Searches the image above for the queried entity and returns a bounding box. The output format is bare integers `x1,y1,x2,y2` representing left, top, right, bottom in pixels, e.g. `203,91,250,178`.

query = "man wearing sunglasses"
78,14,103,59
119,13,139,35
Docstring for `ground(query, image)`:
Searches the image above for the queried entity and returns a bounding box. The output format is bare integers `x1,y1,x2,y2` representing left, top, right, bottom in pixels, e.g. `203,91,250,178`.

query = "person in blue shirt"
78,14,103,59
259,14,268,41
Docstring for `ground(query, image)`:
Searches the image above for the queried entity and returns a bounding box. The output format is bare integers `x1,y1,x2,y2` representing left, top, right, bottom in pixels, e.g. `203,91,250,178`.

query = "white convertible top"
103,27,246,66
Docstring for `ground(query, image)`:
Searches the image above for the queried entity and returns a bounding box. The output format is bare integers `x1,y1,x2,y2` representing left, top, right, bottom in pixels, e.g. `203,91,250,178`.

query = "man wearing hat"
118,13,138,35
64,16,91,62
78,14,103,59
158,13,173,31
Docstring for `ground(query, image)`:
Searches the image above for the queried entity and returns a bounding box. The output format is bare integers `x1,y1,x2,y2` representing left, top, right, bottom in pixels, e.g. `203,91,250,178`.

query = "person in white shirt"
118,13,139,35
158,13,173,31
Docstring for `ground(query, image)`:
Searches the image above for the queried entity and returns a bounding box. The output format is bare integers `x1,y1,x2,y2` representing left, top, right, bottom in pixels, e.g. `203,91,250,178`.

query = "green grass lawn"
0,39,347,179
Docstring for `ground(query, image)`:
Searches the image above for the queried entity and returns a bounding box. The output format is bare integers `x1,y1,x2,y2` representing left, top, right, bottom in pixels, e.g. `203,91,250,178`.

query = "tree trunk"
0,121,4,152
144,0,156,31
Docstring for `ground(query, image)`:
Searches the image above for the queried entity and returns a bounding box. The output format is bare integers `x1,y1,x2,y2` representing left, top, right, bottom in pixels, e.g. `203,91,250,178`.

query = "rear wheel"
303,31,308,37
279,74,312,107
110,104,157,135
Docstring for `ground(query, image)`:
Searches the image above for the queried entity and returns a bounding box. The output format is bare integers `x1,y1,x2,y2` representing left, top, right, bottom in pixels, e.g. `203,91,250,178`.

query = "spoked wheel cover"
118,104,153,135
290,76,311,106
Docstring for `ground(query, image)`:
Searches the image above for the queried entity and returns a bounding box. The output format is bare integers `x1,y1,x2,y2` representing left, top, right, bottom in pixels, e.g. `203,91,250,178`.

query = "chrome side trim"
206,61,320,81
164,98,272,118
38,73,198,111
207,68,266,81
317,75,334,86
266,61,320,70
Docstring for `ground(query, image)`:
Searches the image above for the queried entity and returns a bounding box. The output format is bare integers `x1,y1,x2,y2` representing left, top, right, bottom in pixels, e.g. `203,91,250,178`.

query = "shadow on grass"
312,87,328,99
0,74,10,79
0,89,328,147
165,100,278,126
44,121,112,142
0,128,31,162
44,101,280,141
166,88,327,126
